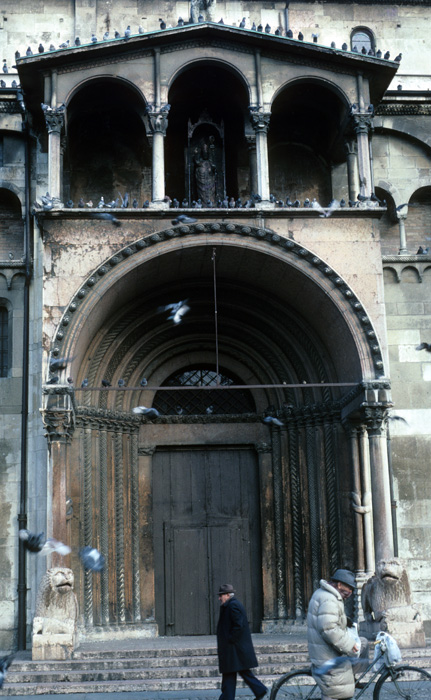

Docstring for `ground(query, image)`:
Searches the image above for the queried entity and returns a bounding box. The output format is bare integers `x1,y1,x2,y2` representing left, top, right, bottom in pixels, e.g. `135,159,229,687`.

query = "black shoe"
255,690,268,700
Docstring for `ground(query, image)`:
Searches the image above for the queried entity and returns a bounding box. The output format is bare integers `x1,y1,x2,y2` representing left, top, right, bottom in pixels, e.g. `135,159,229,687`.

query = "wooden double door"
153,446,262,635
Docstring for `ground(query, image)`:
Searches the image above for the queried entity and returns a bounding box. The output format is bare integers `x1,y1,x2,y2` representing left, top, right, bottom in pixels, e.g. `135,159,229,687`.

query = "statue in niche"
191,0,216,23
193,137,216,204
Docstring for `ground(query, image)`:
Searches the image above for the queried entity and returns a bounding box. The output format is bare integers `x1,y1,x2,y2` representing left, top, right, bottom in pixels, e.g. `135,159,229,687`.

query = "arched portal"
45,223,389,636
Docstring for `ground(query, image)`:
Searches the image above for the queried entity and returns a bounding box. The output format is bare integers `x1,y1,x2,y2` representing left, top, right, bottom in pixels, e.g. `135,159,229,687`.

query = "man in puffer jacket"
307,569,367,699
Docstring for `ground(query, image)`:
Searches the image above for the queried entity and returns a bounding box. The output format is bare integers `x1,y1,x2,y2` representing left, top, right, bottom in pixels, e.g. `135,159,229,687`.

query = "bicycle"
270,635,431,700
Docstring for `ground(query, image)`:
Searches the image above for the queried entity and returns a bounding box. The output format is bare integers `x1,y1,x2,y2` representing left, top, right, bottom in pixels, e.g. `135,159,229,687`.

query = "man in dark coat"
216,583,267,700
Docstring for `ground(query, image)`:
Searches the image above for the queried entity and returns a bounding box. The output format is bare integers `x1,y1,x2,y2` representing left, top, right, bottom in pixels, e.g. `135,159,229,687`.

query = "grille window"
154,367,255,415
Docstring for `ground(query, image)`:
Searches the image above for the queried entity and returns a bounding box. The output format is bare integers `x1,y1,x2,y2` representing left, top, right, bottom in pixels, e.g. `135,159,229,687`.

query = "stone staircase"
2,636,431,696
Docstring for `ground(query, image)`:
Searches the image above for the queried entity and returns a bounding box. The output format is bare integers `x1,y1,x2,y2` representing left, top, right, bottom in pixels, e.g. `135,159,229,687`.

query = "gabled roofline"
16,21,399,115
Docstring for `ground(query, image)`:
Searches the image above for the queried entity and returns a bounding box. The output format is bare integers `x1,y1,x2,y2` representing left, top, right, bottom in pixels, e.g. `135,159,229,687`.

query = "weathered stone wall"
383,262,431,633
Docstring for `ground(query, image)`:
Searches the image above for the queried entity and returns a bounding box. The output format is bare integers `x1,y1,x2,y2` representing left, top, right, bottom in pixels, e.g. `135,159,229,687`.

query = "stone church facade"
0,0,430,648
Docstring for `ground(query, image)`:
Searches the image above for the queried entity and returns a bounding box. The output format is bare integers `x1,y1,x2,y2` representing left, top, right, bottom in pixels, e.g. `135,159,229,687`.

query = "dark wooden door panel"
153,447,262,635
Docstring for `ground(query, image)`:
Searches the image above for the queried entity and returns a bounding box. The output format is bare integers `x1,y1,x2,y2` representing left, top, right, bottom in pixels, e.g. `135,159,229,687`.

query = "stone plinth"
32,631,76,660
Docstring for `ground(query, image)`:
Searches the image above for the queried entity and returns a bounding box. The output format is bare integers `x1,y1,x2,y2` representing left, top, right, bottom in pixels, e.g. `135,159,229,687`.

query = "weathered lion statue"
32,567,78,660
361,558,425,647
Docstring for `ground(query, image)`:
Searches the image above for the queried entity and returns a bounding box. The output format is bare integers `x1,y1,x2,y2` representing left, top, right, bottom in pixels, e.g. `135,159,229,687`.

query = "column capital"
249,109,271,134
362,406,389,435
40,408,75,443
43,105,65,134
147,106,170,136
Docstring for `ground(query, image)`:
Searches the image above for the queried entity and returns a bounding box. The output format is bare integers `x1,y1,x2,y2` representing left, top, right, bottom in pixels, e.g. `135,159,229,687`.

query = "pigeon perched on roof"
103,31,109,40
2,60,8,73
26,46,33,56
395,53,402,62
342,43,348,51
265,24,271,33
91,34,97,43
75,37,81,46
159,18,167,29
80,546,105,572
239,17,246,28
298,32,304,40
286,29,293,38
124,25,131,40
384,51,390,59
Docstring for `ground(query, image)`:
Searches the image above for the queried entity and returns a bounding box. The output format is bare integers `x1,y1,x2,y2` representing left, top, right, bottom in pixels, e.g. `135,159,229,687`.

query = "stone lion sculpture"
361,558,425,647
32,567,78,660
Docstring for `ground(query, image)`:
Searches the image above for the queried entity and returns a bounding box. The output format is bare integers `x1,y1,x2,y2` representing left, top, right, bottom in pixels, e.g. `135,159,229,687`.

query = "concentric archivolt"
50,222,385,377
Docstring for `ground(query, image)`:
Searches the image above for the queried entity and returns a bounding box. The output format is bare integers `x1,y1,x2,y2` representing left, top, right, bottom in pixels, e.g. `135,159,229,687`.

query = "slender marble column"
44,106,65,206
344,139,360,203
249,110,271,204
365,411,394,563
352,111,373,198
398,213,408,254
147,109,169,208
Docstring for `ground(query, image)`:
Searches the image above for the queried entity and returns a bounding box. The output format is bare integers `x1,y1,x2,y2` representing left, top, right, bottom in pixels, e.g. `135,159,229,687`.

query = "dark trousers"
219,669,267,700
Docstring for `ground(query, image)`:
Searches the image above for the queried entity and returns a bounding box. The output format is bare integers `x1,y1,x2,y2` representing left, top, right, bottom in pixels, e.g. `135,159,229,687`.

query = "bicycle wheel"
270,669,320,700
373,664,431,699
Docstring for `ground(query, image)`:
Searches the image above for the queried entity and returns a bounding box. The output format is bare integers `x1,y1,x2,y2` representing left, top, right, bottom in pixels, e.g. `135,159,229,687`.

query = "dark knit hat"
331,569,356,590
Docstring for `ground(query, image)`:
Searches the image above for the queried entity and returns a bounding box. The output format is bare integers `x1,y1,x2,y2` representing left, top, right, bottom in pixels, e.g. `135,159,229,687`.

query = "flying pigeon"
79,546,105,572
416,342,431,352
133,406,160,418
263,416,284,427
49,357,69,372
0,654,14,690
90,212,121,226
19,529,45,553
159,299,190,324
171,214,197,225
42,538,72,556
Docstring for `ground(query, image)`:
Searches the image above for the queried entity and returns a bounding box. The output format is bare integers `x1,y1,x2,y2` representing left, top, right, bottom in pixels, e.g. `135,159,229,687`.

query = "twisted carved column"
44,106,65,205
83,427,93,626
271,426,287,618
114,431,126,623
344,139,360,203
130,432,141,622
286,413,304,619
304,415,320,591
249,110,271,203
323,415,340,575
99,428,110,626
246,134,258,197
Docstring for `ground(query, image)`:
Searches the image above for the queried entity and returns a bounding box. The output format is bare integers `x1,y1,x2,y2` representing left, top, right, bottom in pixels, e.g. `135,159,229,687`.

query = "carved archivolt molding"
49,222,385,378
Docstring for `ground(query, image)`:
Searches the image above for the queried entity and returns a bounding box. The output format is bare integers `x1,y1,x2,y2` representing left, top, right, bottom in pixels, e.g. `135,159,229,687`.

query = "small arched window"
351,28,375,54
0,306,9,377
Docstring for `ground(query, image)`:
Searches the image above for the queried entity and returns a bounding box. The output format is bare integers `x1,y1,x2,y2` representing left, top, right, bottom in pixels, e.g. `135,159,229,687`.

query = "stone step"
0,676,282,696
72,642,308,659
15,652,309,672
2,642,430,696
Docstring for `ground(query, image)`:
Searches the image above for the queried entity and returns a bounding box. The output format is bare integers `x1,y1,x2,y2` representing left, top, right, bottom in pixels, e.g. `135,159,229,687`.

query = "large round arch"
47,223,385,635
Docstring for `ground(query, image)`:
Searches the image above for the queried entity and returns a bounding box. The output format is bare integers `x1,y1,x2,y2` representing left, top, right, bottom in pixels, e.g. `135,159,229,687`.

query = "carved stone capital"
138,445,157,456
44,108,65,135
255,441,272,454
40,408,75,443
352,113,373,135
362,406,389,435
147,109,169,136
249,110,271,134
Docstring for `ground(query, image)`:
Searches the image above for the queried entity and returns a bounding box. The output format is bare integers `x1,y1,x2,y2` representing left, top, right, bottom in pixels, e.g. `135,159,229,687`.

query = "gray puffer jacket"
307,579,357,699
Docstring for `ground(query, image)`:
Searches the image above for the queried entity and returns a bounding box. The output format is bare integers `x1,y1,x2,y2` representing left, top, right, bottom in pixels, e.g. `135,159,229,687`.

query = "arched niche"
0,187,24,261
268,79,350,204
165,61,250,202
64,78,151,205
